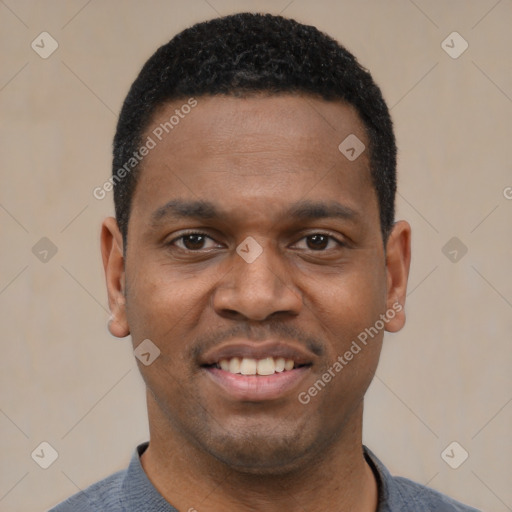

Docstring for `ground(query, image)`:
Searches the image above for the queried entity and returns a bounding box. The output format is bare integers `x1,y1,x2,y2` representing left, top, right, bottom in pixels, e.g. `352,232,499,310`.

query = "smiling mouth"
203,356,311,376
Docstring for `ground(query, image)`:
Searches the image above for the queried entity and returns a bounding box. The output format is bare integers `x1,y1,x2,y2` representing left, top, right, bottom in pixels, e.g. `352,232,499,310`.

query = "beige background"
1,1,511,511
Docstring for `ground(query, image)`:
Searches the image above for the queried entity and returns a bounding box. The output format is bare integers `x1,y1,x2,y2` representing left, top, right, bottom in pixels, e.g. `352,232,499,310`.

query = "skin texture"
101,94,411,512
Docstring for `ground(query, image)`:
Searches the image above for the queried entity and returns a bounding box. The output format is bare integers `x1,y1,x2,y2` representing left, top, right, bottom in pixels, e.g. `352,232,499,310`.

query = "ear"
101,217,130,338
384,220,411,333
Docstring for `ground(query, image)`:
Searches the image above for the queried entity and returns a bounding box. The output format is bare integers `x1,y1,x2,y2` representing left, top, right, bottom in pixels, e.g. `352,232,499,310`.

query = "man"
51,12,480,512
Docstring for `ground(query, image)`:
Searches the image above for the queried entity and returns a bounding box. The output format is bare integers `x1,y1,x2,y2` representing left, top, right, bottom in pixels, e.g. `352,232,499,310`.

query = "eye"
170,232,220,251
295,233,342,251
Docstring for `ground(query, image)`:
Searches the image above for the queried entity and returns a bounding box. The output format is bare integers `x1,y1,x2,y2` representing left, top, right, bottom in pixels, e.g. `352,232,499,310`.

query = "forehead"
147,93,368,162
131,94,377,230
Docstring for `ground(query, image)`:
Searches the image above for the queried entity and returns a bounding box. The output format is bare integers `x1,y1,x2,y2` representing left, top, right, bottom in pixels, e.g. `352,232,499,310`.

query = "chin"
212,446,306,476
201,426,318,475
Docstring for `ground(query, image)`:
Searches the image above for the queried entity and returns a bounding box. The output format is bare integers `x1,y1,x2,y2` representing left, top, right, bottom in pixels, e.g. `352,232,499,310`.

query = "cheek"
308,264,386,338
303,263,386,394
125,269,207,411
125,263,210,349
304,279,384,420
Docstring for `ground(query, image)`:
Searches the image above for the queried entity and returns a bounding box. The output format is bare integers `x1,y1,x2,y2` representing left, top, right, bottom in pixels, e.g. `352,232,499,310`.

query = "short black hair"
113,12,396,247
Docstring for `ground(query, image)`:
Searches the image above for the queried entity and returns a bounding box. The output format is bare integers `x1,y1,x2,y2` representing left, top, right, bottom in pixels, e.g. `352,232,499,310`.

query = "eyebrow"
287,200,358,222
150,198,359,226
151,199,219,225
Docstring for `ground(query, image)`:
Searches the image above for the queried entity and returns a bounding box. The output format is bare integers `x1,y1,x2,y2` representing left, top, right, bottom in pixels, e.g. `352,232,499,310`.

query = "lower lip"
204,367,310,402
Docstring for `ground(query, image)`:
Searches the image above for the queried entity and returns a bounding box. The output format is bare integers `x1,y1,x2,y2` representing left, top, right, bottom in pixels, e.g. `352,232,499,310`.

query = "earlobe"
384,220,411,333
101,217,130,338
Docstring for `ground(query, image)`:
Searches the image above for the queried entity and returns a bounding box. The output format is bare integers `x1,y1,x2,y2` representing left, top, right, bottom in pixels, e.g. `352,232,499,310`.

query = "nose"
212,242,303,321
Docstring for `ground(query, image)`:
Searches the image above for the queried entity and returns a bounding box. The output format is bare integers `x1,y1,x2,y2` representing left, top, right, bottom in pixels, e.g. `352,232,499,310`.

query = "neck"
140,397,378,512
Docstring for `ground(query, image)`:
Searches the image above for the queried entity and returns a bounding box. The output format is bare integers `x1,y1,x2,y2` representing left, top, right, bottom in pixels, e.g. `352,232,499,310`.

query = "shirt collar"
363,445,395,511
123,442,396,511
121,442,178,511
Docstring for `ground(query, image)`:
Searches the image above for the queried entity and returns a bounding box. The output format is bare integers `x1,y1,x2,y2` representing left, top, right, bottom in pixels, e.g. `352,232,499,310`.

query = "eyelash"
168,231,345,252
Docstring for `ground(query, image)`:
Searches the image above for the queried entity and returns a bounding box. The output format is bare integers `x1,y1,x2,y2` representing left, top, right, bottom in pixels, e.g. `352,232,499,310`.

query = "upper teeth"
218,357,295,375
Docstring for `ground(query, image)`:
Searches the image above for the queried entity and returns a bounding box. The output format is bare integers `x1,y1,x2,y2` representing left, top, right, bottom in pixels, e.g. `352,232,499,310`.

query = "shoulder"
48,468,126,512
391,475,482,512
363,446,481,512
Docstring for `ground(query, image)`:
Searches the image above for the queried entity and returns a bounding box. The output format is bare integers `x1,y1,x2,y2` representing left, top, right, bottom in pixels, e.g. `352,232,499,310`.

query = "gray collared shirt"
49,442,481,511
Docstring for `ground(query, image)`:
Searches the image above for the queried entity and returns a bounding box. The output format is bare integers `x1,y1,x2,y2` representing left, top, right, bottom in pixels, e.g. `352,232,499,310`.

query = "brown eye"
293,233,343,252
306,234,329,250
171,233,218,251
182,234,207,250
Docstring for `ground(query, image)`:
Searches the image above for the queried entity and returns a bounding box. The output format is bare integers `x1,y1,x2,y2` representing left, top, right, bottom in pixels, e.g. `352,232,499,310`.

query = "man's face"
104,94,409,473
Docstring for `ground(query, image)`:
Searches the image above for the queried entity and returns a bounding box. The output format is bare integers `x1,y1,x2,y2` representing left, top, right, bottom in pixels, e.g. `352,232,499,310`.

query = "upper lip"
200,340,315,366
